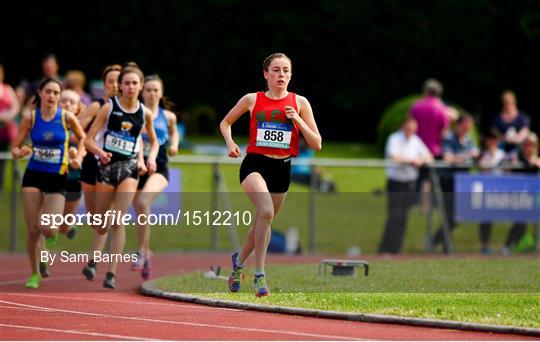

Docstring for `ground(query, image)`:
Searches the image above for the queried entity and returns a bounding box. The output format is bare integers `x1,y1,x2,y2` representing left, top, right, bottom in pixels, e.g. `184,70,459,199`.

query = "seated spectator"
291,138,336,192
491,90,530,153
510,132,540,170
496,132,540,255
478,131,507,170
379,117,432,254
432,114,479,253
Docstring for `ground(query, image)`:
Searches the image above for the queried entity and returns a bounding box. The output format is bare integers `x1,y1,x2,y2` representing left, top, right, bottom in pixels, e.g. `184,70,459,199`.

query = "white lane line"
1,300,370,341
0,323,163,341
3,292,242,312
0,275,82,286
0,304,54,312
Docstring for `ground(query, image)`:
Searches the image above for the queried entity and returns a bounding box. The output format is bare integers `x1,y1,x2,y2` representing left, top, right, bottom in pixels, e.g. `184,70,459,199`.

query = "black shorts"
22,169,67,195
66,178,82,201
239,153,291,193
137,162,169,190
81,152,98,185
97,158,139,187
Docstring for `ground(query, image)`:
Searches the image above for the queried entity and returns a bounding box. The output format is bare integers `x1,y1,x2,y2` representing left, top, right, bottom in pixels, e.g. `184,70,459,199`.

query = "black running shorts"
239,153,291,193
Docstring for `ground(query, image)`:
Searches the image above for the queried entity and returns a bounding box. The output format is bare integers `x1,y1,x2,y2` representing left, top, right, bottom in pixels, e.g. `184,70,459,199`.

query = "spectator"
510,132,540,170
26,54,63,96
496,132,540,255
64,70,93,106
0,63,20,191
291,138,336,192
432,114,479,253
411,79,456,212
379,117,432,254
478,131,507,170
477,131,507,254
411,78,455,158
491,90,530,153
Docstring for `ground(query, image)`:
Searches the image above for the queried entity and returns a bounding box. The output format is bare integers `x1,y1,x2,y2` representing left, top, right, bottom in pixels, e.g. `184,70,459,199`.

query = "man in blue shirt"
432,114,479,253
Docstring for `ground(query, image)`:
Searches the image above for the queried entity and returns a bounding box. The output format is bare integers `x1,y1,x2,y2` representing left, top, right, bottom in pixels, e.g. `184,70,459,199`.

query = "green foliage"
377,95,482,152
4,1,539,141
183,105,219,135
377,94,420,151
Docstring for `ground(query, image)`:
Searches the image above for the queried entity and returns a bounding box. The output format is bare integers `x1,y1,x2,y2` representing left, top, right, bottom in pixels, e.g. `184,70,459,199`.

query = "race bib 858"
256,122,292,149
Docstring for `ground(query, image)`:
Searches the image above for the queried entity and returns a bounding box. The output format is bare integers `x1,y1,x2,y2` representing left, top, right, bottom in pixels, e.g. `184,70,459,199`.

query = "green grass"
155,260,540,328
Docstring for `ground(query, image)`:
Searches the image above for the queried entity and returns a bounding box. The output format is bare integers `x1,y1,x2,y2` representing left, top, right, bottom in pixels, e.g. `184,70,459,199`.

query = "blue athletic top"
142,107,169,163
28,108,69,175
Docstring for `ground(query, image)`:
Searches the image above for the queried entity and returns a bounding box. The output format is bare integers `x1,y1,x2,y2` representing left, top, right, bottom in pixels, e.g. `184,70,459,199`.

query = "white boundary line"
3,292,242,312
0,299,369,341
0,323,161,341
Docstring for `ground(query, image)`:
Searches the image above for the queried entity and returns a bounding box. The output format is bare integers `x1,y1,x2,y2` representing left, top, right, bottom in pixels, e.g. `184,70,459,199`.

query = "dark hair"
483,131,498,140
263,52,292,71
144,74,175,111
118,62,144,96
42,53,57,62
456,112,474,126
402,116,417,127
101,64,122,82
32,77,63,107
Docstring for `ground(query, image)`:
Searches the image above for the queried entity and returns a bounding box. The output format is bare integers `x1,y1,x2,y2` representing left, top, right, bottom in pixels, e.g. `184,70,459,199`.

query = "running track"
0,253,534,340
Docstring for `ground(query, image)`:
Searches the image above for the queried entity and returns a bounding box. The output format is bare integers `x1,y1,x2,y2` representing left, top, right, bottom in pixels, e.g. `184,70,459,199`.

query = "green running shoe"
45,233,59,249
25,274,41,289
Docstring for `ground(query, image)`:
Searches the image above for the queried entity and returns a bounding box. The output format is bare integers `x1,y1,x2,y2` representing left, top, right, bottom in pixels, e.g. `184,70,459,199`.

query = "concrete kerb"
140,281,540,337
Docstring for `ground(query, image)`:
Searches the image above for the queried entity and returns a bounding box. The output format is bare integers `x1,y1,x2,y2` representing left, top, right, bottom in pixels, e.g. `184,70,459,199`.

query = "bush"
377,95,480,153
377,94,420,152
183,105,219,135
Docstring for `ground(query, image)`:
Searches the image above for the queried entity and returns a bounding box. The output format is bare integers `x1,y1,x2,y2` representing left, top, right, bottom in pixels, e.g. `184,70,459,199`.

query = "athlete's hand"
227,142,242,158
68,146,78,160
99,151,112,165
70,157,82,170
11,146,32,159
138,159,148,176
169,145,178,157
146,158,157,175
284,106,301,123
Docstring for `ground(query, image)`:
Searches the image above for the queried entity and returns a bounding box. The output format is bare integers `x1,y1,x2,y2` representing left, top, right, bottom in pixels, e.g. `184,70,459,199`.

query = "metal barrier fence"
1,152,538,253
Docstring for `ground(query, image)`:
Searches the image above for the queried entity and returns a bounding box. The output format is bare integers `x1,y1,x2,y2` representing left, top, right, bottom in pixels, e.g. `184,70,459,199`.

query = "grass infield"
154,258,540,328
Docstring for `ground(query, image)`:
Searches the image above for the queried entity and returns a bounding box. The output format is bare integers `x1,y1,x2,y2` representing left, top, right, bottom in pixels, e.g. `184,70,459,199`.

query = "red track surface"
0,253,535,341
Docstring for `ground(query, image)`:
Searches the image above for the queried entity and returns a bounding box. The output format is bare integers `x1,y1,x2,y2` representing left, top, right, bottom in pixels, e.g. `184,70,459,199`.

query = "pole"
10,159,20,252
308,165,317,253
211,162,219,251
429,168,454,254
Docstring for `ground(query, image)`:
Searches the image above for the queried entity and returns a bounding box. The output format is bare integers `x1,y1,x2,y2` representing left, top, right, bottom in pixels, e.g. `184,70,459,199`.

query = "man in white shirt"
379,117,433,254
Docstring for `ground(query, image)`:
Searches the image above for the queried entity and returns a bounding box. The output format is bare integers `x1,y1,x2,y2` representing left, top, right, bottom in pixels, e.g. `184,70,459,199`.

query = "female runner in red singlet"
220,53,321,297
